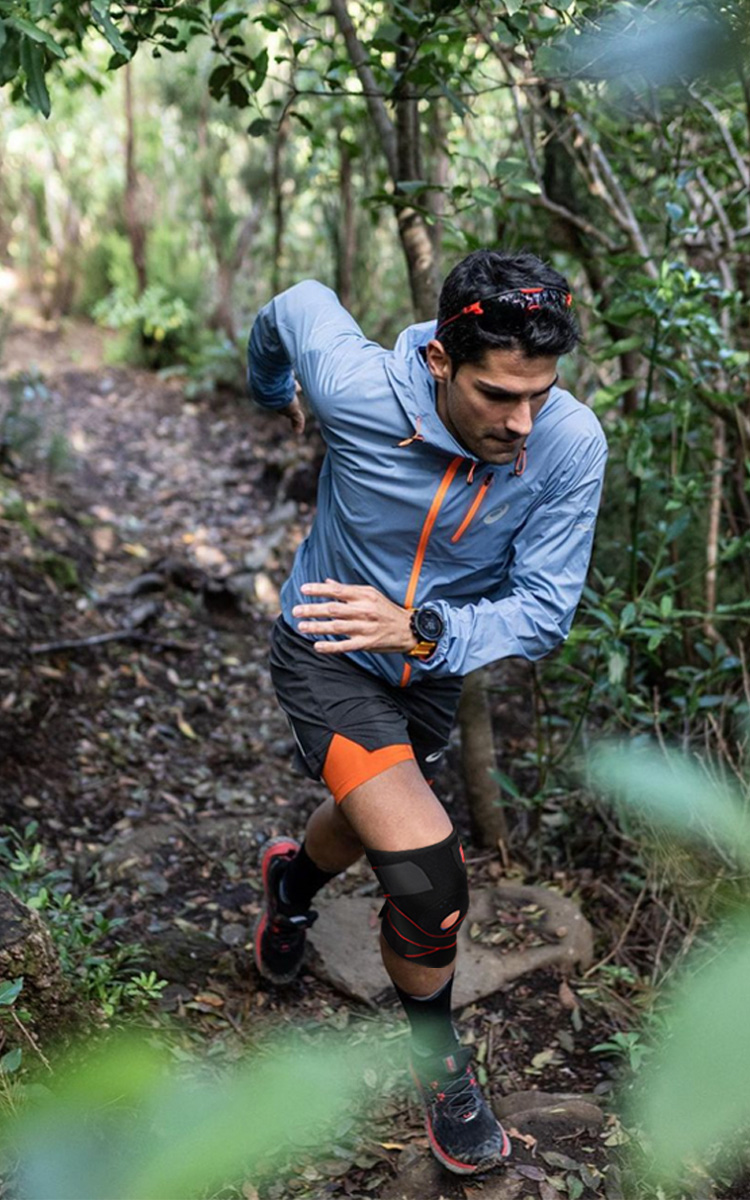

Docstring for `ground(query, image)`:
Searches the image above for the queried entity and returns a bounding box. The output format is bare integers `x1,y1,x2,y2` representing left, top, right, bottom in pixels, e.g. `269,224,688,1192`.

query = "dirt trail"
0,317,622,1200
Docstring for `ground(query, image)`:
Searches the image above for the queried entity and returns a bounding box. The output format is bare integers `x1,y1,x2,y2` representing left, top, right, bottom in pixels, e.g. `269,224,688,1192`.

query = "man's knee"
366,829,469,968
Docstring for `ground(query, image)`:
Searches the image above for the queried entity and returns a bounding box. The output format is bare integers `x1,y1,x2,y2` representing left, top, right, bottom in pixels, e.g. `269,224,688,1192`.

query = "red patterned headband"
436,287,573,334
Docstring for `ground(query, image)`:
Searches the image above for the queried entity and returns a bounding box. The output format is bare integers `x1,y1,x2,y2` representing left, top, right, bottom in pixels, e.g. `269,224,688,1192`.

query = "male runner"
247,249,607,1174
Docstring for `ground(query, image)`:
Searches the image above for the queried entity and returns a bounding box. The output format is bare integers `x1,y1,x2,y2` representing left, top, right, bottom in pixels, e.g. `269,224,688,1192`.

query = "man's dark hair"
436,249,579,372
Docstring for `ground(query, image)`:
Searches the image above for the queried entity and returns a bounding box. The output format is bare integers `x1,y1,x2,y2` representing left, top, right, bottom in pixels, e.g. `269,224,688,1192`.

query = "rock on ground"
307,882,593,1007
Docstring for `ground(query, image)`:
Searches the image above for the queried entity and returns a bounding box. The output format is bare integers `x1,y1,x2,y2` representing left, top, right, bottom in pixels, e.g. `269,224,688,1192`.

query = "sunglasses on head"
436,287,573,335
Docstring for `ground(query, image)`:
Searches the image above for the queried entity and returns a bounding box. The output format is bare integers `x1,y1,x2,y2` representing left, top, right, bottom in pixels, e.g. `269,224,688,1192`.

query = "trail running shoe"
410,1044,511,1175
253,837,318,985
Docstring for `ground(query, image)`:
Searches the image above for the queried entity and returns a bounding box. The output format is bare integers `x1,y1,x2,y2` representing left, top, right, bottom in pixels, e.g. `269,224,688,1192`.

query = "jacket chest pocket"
451,475,493,544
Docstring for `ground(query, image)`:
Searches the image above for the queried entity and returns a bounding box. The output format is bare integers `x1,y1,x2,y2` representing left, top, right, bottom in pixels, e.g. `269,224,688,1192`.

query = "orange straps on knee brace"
322,733,415,804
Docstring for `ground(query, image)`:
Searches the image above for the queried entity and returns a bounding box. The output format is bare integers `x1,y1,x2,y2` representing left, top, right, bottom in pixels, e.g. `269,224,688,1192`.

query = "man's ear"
425,339,453,383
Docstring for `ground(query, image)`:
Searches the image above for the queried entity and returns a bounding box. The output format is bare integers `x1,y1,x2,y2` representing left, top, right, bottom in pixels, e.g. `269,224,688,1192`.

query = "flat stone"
497,1090,604,1141
377,1152,465,1200
378,1151,526,1200
307,884,593,1007
463,1171,528,1199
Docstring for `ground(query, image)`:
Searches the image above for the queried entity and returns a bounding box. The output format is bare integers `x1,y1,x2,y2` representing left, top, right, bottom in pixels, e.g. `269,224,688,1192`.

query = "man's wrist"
407,605,444,660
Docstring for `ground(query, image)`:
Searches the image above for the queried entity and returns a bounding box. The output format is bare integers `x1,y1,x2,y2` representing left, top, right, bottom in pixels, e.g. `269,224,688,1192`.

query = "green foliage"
74,232,137,314
0,1027,388,1199
183,332,245,399
93,285,196,368
0,372,70,473
0,824,166,1019
592,745,750,1183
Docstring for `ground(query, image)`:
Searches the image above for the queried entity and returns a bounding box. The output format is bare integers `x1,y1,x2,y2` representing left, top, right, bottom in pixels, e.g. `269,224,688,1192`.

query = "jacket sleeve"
247,280,386,420
418,435,608,676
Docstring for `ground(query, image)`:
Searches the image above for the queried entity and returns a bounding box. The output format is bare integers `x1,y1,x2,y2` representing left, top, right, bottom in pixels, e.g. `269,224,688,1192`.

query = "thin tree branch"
328,0,398,179
571,114,658,279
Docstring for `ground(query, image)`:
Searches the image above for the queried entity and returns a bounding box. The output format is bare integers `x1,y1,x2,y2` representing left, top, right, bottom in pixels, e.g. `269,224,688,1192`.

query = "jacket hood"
385,319,474,460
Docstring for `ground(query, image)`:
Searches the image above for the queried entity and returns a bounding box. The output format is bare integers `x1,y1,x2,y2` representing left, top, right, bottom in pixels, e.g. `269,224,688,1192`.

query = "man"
247,249,607,1175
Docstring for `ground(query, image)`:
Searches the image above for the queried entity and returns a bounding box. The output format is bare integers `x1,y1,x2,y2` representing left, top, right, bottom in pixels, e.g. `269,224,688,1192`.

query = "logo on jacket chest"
482,502,510,526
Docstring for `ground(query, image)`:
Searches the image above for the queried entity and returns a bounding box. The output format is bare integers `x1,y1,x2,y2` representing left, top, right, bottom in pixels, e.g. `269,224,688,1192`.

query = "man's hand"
292,579,417,655
280,381,305,435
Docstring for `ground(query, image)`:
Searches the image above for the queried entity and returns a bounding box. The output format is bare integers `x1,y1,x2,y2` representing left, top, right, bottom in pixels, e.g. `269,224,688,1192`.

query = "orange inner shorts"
322,733,415,804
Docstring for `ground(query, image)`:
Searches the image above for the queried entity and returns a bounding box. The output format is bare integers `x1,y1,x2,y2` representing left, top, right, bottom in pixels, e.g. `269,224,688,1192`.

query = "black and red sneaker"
253,837,318,985
410,1044,511,1175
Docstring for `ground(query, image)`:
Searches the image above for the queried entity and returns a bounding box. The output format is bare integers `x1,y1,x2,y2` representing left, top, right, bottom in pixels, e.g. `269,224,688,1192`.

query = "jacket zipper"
451,473,493,544
400,454,463,687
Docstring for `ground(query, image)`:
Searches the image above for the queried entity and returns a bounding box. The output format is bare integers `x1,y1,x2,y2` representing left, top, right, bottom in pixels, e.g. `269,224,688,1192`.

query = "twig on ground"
11,1010,53,1074
30,631,198,654
173,822,226,869
583,885,647,977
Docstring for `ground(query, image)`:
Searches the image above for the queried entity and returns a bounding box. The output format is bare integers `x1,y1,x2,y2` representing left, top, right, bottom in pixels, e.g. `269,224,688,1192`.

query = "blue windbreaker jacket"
248,281,607,687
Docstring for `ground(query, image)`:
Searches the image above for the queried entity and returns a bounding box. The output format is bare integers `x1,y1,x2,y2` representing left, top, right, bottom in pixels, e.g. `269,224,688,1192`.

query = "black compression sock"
394,975,459,1057
278,842,338,913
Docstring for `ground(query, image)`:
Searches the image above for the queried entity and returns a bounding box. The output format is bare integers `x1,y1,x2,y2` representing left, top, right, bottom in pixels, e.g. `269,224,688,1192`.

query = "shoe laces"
269,909,318,942
431,1065,482,1122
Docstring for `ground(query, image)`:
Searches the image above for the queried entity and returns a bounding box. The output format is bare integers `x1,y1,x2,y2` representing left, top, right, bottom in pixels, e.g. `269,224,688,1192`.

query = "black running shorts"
269,618,462,800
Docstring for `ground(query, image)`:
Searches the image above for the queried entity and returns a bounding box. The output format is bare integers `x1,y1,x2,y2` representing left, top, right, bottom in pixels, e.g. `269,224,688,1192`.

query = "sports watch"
408,605,444,660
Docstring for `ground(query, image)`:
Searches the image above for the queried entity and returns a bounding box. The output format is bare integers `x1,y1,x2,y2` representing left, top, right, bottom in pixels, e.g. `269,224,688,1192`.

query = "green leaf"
9,16,64,57
20,36,50,116
7,1029,390,1198
593,335,643,361
0,978,23,1006
494,157,528,179
95,9,131,58
503,0,523,13
0,20,6,52
512,179,543,195
172,4,208,21
227,78,248,107
566,1176,584,1200
250,46,268,90
1,1047,22,1074
247,117,271,136
589,744,750,863
634,919,750,1175
291,110,314,132
492,769,521,800
607,649,627,687
220,12,245,32
208,63,232,97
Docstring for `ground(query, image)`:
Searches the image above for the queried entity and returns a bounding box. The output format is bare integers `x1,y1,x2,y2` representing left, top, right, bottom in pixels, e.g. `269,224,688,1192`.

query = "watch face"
416,606,443,641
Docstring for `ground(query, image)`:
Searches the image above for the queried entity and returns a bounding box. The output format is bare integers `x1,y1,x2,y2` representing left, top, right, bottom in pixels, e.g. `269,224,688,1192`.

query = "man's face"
426,342,559,465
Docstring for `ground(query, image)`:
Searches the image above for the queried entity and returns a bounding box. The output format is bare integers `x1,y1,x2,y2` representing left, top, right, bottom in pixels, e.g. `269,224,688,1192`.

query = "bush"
93,285,197,369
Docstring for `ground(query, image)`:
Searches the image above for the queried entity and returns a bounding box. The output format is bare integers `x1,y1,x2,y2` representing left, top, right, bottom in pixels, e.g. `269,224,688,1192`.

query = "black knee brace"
366,830,469,968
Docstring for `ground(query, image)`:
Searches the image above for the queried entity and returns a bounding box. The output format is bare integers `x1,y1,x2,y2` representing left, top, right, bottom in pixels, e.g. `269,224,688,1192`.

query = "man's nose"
505,400,533,437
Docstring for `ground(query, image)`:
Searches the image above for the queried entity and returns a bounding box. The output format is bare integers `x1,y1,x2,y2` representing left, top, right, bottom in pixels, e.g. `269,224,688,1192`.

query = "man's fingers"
297,619,369,635
293,602,350,619
313,638,364,654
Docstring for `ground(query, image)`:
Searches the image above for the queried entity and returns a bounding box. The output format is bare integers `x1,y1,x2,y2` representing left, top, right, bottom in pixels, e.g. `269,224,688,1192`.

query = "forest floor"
0,310,739,1200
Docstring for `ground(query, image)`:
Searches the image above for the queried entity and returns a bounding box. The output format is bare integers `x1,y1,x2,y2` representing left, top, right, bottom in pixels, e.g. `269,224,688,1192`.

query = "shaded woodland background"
0,2,750,1199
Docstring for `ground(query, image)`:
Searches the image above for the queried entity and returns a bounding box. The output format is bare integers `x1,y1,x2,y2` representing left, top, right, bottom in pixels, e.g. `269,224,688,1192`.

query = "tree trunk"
0,890,73,1041
329,0,440,320
337,136,356,311
458,671,509,847
123,63,147,296
704,416,726,642
426,100,449,271
271,111,290,295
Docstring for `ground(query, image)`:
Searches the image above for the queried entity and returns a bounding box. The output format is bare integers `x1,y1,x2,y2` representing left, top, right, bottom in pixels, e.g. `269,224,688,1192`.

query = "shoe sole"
410,1064,511,1175
253,837,303,985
